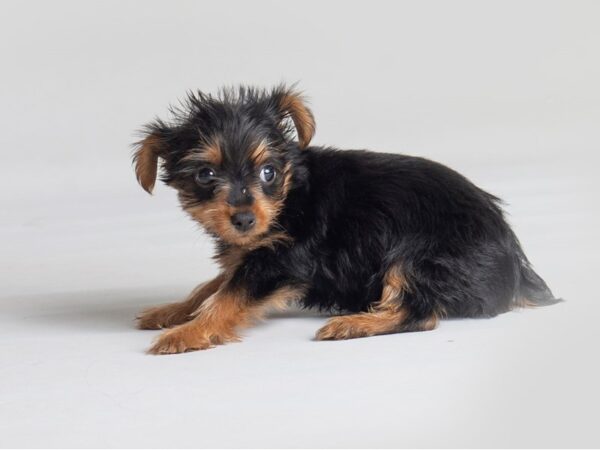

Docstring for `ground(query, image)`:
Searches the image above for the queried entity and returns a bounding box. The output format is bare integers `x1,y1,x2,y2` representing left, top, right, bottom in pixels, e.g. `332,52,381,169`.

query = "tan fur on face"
280,93,315,149
250,139,271,166
148,284,305,354
181,137,223,166
136,274,226,329
182,186,234,240
315,265,438,340
183,180,288,247
134,134,162,194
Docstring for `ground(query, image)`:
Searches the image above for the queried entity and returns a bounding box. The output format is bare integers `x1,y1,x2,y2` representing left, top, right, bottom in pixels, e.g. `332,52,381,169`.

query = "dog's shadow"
18,286,327,332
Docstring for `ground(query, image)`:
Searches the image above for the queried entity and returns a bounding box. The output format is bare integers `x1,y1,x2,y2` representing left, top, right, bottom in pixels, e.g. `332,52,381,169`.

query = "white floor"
1,157,598,448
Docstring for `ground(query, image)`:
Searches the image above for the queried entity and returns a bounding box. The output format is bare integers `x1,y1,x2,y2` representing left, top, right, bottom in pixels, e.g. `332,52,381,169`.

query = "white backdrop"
1,0,599,447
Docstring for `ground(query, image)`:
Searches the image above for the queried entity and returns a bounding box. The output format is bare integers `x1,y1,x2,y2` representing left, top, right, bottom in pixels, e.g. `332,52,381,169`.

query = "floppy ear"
278,90,315,149
133,133,165,194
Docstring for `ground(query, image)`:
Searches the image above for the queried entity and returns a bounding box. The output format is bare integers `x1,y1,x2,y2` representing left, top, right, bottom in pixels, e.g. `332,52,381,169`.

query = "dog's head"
132,85,315,246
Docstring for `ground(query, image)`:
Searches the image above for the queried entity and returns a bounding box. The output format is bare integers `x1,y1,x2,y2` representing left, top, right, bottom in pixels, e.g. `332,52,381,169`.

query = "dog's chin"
200,222,266,247
220,231,263,247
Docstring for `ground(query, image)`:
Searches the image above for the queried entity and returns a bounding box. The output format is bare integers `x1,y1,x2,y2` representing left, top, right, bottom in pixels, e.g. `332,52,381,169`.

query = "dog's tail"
509,232,562,307
516,259,562,307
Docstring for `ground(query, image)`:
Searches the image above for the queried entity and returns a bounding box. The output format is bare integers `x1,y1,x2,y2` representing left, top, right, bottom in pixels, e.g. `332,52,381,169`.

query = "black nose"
230,211,256,232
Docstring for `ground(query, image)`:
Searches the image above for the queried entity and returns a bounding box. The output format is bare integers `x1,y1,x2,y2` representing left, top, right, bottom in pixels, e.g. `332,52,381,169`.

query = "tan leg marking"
136,274,226,330
148,285,305,354
315,265,438,341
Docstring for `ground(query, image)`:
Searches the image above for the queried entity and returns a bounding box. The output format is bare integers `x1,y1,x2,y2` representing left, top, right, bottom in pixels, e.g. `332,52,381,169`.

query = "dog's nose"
230,211,256,232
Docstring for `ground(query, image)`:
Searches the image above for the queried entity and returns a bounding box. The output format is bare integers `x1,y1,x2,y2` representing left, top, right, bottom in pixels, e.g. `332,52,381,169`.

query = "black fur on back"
234,146,559,319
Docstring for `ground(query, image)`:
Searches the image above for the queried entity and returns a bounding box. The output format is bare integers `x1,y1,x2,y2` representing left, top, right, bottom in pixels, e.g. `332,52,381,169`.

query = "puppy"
133,85,558,354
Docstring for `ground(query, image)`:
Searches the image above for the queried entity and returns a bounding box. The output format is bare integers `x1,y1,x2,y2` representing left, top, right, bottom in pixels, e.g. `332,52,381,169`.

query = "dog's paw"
315,316,369,341
148,327,212,354
147,323,240,355
136,303,188,330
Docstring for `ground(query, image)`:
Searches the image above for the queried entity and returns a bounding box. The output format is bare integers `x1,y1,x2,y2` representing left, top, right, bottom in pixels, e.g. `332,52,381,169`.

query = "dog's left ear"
133,131,167,194
276,89,315,149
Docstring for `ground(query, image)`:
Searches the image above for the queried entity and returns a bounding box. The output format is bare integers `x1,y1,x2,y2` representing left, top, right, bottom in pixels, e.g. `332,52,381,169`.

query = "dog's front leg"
137,274,226,330
148,283,304,354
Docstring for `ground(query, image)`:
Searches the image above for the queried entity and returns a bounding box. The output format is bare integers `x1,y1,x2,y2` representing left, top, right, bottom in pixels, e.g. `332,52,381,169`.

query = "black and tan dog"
133,85,558,354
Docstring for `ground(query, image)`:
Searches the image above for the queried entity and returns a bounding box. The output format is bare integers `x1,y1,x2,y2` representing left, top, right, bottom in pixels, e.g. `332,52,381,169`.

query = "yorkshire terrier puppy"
133,85,558,354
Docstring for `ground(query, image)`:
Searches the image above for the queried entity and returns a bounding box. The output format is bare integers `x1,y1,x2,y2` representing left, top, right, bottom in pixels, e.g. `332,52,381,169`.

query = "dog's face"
133,86,314,246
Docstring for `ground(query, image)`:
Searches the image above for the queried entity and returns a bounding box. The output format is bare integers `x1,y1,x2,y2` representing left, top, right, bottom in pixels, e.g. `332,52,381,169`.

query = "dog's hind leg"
136,274,226,329
315,265,438,341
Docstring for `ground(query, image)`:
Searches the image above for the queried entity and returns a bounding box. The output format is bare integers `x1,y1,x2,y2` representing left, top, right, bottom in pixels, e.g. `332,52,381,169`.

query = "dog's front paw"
136,303,189,330
148,326,213,354
315,316,370,341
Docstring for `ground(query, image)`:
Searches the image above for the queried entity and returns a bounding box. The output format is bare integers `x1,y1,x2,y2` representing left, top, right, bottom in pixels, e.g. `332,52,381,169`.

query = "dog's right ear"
133,131,167,194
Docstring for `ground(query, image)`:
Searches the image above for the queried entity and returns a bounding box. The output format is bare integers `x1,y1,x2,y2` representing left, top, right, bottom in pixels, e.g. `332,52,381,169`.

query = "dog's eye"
259,165,276,184
195,167,216,184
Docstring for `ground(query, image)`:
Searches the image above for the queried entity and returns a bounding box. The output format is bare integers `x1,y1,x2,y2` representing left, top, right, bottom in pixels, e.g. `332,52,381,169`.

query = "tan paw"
136,303,189,330
148,327,212,354
147,323,240,355
315,316,371,341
